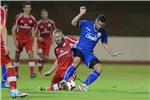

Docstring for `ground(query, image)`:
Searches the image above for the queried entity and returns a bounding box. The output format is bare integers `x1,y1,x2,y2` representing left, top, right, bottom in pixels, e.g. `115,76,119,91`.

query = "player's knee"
73,57,81,67
94,64,103,73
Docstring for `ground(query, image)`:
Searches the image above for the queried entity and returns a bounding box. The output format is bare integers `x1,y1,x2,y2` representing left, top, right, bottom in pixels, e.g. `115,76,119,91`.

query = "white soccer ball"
66,80,76,91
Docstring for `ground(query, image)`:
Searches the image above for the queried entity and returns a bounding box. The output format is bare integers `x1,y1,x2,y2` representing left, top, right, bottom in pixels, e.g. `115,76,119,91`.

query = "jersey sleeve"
101,29,108,44
65,36,78,44
79,20,87,27
13,14,20,26
54,48,58,59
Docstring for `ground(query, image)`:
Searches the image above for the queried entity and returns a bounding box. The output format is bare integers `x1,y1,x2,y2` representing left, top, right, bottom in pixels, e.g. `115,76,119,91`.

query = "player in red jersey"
35,9,56,74
40,29,77,91
12,2,36,78
0,4,27,98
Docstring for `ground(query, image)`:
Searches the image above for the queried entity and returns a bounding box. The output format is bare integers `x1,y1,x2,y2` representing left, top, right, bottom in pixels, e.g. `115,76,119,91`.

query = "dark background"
2,1,150,37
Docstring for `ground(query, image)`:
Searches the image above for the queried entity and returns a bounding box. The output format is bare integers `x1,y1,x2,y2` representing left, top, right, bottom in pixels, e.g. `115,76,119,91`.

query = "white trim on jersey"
65,37,77,43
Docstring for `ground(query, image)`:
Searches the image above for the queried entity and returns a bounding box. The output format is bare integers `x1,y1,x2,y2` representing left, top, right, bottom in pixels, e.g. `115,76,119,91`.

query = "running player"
0,5,27,98
40,29,77,91
12,1,36,78
35,9,56,74
63,6,124,91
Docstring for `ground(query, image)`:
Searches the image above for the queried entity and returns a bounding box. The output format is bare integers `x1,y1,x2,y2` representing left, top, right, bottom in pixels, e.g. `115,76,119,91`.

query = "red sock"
13,62,19,74
7,67,17,90
48,82,62,91
29,61,35,74
37,60,44,73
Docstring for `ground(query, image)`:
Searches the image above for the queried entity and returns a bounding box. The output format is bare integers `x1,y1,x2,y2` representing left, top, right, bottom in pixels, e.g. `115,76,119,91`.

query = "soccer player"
35,9,56,74
63,6,124,91
12,1,36,78
0,5,27,98
40,29,77,91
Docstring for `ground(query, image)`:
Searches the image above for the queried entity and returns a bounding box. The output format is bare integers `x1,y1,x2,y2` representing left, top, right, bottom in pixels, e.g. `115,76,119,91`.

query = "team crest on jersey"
97,32,102,37
20,20,24,23
29,20,33,23
48,23,52,27
60,50,64,53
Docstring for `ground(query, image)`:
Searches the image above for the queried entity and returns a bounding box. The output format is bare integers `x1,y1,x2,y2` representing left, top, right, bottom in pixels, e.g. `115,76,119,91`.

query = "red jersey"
37,19,55,38
13,13,36,40
0,6,7,26
54,37,77,71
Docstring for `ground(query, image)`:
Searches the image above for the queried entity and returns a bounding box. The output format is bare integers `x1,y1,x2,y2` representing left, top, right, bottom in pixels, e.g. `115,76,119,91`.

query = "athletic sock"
7,67,17,90
64,65,76,81
83,70,100,85
29,60,35,74
37,60,44,74
47,82,61,91
13,62,19,75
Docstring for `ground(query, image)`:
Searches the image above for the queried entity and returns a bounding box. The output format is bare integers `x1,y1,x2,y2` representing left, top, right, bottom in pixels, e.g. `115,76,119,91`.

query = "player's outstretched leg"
40,82,62,91
64,65,76,81
79,63,103,91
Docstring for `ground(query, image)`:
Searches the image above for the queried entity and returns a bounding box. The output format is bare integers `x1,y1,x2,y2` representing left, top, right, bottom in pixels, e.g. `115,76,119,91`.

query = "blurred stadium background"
2,1,150,64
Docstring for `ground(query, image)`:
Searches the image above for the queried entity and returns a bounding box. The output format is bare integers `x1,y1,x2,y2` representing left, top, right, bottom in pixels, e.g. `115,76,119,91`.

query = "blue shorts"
71,48,100,68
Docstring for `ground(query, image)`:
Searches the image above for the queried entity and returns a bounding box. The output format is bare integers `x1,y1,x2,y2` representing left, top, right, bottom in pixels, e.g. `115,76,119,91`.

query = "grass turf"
1,64,150,100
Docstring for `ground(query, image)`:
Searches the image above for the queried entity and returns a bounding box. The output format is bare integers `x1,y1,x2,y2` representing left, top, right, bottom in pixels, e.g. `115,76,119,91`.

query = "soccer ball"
66,80,76,91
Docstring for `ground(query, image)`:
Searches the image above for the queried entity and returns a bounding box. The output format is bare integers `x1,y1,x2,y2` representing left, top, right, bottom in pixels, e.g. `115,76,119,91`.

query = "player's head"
41,9,48,20
53,29,65,46
95,15,106,29
22,1,32,14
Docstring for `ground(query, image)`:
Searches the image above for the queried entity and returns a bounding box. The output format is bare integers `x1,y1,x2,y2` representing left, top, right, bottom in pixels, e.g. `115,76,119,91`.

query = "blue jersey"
77,20,108,52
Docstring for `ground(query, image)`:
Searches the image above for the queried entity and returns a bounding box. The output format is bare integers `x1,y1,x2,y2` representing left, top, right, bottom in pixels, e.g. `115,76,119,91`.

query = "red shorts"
37,37,51,56
16,37,33,53
1,47,11,64
51,70,76,85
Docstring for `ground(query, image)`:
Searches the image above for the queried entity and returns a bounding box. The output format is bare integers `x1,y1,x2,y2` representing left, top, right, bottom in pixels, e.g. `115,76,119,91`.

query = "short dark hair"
96,15,106,23
53,29,63,35
41,9,48,13
23,1,32,8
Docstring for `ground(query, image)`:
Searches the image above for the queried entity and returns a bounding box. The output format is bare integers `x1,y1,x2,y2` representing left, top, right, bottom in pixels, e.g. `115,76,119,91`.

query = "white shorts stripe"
7,76,16,82
29,62,35,67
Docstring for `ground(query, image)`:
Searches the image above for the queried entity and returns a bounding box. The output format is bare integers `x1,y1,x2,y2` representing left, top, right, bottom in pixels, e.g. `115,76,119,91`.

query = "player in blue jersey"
63,6,124,91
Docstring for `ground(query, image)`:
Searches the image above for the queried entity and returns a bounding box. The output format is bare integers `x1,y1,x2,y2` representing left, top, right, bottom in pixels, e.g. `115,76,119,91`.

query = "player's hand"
112,51,125,57
79,6,86,15
44,71,51,77
38,37,44,42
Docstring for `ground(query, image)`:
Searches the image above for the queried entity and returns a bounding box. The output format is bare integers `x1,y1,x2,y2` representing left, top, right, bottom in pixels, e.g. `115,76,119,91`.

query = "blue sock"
83,70,100,85
64,65,76,81
1,64,7,84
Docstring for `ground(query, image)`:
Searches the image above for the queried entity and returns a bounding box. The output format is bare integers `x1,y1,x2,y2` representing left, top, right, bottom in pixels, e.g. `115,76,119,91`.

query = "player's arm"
44,60,58,76
12,24,18,48
1,26,9,54
101,31,124,57
71,6,86,26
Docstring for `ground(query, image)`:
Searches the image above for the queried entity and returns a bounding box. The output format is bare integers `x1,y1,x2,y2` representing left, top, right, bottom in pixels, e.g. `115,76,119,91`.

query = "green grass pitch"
1,64,150,100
